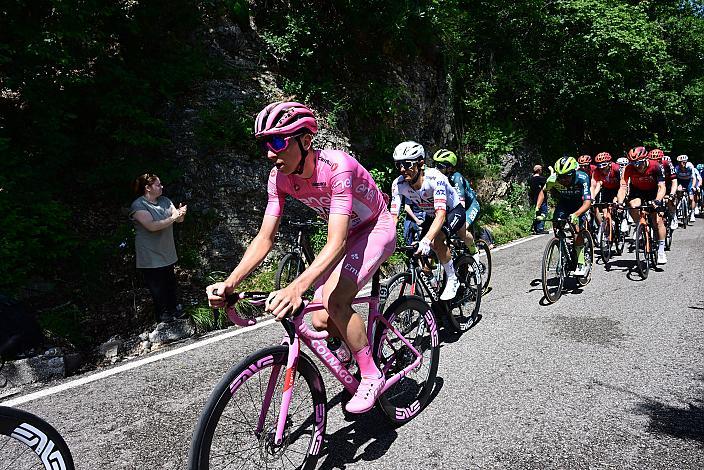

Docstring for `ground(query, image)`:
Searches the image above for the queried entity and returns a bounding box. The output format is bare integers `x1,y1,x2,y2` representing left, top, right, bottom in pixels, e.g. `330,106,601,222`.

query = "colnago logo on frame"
12,422,68,470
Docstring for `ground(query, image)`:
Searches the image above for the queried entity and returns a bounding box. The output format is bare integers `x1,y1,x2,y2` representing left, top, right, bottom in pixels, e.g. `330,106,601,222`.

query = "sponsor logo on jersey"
300,195,332,208
312,182,326,188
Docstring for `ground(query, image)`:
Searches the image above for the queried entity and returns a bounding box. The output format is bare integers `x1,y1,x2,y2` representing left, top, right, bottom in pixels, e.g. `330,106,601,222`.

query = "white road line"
2,232,547,406
1,318,276,407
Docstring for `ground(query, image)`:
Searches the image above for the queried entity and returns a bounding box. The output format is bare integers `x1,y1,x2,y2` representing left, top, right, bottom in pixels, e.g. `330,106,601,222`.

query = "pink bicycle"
187,271,439,470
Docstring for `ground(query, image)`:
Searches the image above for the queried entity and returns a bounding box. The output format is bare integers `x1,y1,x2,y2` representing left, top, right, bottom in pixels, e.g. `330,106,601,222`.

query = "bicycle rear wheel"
635,223,650,279
188,346,326,470
0,405,75,470
541,238,564,303
445,255,482,332
373,295,439,426
475,239,492,294
275,253,306,290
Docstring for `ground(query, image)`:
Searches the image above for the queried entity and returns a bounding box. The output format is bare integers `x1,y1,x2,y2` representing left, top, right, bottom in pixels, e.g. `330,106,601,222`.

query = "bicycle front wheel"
542,238,564,303
635,223,650,279
0,405,75,470
383,272,415,312
576,230,594,286
445,255,482,331
475,239,492,294
373,295,439,426
188,346,326,470
599,220,612,265
275,253,306,290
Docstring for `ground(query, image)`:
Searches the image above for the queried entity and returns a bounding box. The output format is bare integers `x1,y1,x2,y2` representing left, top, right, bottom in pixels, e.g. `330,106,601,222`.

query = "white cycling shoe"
440,276,460,301
670,218,679,230
573,264,588,277
658,252,667,265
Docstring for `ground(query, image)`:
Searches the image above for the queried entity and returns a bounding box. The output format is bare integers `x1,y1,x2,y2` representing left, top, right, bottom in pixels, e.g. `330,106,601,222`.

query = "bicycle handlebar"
212,289,311,328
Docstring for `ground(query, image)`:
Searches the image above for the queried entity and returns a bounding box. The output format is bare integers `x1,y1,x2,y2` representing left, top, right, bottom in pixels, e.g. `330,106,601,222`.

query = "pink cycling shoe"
345,374,386,414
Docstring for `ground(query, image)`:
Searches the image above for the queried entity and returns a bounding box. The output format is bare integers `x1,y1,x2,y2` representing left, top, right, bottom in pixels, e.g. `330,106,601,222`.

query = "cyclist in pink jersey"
206,101,395,413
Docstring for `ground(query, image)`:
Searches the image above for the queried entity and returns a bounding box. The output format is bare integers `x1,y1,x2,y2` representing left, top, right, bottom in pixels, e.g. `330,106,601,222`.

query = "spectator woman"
129,173,187,323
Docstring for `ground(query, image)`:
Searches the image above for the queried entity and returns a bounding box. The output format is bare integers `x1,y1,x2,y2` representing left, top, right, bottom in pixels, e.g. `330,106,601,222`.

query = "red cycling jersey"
592,163,620,190
622,160,665,191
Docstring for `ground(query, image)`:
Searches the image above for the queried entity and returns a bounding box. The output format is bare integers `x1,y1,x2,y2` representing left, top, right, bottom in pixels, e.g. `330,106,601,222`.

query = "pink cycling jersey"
266,150,387,234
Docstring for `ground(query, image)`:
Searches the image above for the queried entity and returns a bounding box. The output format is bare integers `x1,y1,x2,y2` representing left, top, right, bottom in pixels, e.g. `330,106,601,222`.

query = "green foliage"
38,304,90,349
195,100,257,153
480,183,534,245
187,305,227,333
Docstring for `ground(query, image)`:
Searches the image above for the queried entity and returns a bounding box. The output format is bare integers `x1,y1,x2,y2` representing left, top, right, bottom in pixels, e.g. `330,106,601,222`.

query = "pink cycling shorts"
313,209,396,299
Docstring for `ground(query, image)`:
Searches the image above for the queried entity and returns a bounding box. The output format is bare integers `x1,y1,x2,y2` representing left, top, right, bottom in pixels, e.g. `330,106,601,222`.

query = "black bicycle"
541,218,594,303
384,241,482,333
274,220,319,291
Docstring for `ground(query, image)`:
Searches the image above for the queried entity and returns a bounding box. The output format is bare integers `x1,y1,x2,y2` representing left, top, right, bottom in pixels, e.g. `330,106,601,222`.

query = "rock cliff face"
163,16,455,272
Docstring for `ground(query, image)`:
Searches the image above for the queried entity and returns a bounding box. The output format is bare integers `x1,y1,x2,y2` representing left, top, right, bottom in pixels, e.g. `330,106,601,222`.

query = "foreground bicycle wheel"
445,255,482,331
541,238,564,303
0,406,75,470
373,295,439,426
634,223,650,279
188,346,326,470
475,239,492,294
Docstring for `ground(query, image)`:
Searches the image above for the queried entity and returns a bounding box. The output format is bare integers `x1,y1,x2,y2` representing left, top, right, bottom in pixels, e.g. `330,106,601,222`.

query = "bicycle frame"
224,275,436,446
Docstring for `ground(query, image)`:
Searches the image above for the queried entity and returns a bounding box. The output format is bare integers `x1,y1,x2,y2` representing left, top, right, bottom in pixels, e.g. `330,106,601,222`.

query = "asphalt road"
3,220,703,469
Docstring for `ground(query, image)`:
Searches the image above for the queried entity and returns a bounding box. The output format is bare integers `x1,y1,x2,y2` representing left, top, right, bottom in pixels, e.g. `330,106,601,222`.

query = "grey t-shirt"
129,196,178,269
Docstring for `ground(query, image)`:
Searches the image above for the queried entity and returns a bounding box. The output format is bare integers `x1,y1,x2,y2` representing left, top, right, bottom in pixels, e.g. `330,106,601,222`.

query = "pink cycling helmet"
254,101,318,138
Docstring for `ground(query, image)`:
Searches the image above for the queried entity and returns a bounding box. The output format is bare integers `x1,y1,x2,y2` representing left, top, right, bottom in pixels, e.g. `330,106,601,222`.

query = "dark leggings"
140,264,177,319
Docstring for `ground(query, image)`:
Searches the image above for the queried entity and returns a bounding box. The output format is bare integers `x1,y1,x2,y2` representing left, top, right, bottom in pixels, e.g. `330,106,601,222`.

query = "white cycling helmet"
677,154,689,162
393,141,425,161
616,157,628,166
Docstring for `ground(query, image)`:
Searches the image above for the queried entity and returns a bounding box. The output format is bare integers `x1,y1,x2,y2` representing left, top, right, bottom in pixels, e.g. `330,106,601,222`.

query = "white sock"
658,240,665,252
442,261,456,278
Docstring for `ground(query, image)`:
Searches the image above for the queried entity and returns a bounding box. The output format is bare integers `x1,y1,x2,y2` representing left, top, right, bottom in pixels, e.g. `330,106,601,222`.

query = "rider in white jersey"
389,141,478,301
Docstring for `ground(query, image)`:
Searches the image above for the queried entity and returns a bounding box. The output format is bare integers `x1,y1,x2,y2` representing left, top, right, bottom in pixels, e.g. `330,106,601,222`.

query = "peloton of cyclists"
617,146,668,264
206,101,395,414
389,141,480,301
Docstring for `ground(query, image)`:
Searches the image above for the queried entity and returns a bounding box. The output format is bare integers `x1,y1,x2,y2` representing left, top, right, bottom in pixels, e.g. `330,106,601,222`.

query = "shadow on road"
318,377,445,469
594,378,704,444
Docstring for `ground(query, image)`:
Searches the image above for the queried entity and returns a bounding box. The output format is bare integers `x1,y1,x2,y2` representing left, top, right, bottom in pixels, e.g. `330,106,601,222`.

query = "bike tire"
665,224,672,251
372,295,439,426
475,239,492,294
383,272,415,312
274,252,306,290
680,199,689,229
599,220,611,265
0,405,75,470
444,255,482,332
635,223,650,279
576,230,594,286
188,346,326,470
541,238,564,304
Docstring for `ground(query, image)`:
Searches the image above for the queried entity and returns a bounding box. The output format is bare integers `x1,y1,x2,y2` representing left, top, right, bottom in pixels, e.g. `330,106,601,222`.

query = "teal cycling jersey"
449,172,477,207
544,170,592,203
